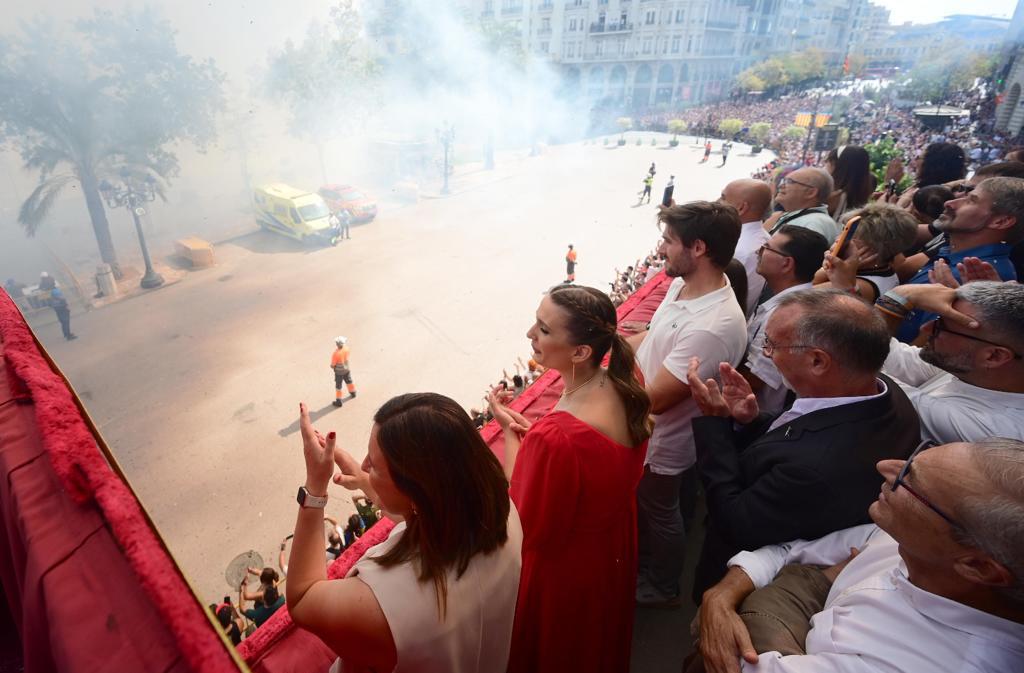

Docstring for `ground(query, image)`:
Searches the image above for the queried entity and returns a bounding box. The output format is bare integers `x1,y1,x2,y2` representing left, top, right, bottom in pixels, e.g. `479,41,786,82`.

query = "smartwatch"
296,486,328,509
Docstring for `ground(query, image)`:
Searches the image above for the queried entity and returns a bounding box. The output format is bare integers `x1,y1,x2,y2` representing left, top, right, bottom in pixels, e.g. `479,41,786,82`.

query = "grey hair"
951,437,1024,604
978,177,1024,241
845,203,918,262
774,289,890,374
798,167,835,203
955,281,1024,354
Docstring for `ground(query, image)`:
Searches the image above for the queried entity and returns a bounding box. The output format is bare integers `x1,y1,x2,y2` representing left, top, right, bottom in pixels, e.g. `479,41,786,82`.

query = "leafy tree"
901,41,999,103
0,10,225,276
749,122,771,144
616,116,633,141
784,125,806,140
265,1,378,183
735,71,766,93
718,118,744,138
667,119,687,140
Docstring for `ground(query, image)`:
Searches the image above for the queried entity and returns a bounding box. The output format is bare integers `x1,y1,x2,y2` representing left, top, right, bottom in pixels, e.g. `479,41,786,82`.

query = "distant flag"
815,113,832,128
795,112,813,127
843,56,850,74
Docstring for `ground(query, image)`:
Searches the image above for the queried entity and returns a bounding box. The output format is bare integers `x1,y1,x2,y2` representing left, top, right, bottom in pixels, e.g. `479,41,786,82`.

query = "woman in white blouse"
287,394,522,672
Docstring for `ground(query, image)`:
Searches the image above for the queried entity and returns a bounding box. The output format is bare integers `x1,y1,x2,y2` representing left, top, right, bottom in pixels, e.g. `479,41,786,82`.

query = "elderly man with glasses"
685,289,920,601
763,168,839,244
689,438,1024,673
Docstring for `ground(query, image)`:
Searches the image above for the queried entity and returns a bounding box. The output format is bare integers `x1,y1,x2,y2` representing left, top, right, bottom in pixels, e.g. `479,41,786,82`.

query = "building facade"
478,0,888,108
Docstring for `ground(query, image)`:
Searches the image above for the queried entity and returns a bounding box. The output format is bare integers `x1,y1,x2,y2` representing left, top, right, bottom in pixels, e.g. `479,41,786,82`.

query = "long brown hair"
548,284,653,446
371,393,510,619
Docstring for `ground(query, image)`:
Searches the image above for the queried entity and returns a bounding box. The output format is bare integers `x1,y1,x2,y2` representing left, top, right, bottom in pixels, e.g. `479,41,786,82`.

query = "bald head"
779,167,834,210
721,179,773,223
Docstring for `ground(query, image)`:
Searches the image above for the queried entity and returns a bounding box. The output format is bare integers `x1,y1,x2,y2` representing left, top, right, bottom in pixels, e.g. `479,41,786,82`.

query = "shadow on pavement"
277,401,346,437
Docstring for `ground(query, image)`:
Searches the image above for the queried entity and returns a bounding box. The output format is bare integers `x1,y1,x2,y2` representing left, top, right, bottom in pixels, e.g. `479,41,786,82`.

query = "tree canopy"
0,9,225,272
900,41,998,103
734,49,827,93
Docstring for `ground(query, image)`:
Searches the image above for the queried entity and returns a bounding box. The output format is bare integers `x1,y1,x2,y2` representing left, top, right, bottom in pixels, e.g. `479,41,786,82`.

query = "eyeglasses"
930,317,1022,359
758,243,793,258
891,440,959,527
780,176,816,190
951,183,975,195
754,333,812,358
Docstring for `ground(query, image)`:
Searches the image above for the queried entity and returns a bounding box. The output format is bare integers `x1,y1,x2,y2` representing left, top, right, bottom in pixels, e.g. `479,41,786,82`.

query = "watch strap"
297,486,328,509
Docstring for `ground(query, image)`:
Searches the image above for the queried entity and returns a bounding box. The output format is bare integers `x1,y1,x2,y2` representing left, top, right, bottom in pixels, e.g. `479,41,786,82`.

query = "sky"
876,0,1019,25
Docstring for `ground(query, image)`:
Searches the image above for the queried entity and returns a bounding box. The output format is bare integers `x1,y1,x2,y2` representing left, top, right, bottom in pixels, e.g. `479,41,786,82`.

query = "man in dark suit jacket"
686,289,921,601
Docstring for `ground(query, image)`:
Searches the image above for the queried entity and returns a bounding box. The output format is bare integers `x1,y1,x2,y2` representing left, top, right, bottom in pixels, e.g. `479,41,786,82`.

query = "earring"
571,360,576,387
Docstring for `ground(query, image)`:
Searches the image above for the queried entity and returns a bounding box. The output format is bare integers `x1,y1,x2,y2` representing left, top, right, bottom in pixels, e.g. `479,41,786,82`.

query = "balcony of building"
706,20,740,31
501,4,524,16
537,1,554,12
590,21,634,34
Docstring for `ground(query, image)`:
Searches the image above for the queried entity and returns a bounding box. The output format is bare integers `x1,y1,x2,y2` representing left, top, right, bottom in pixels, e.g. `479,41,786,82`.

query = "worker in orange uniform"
331,336,356,407
565,244,577,283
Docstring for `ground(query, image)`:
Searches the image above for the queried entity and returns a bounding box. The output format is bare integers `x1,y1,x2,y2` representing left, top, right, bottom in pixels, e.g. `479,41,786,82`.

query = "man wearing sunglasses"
693,438,1024,673
763,168,839,245
873,281,1024,445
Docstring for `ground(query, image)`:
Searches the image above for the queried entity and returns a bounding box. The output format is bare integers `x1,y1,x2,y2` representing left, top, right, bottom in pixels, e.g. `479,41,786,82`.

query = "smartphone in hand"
831,215,862,260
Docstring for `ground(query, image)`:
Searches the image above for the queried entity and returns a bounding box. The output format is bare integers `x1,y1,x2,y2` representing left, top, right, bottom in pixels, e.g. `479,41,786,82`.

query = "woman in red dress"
490,284,652,673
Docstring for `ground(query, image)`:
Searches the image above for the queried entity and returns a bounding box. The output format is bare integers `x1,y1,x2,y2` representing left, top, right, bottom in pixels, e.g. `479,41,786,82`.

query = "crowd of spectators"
220,76,1024,673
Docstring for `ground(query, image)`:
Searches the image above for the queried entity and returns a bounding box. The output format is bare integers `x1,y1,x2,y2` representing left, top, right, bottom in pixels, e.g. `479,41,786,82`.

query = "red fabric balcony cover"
0,290,244,673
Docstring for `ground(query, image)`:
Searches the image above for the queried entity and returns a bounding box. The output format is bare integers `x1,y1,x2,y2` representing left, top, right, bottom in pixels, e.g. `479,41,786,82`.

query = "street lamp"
99,170,165,289
436,123,455,195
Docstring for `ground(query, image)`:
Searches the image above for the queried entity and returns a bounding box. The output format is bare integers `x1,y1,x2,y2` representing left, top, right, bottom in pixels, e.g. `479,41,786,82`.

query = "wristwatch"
296,486,328,509
882,289,914,311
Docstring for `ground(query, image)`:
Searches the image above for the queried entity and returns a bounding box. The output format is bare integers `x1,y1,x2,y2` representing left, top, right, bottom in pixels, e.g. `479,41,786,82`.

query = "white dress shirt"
883,338,1024,444
728,525,1024,672
636,276,748,474
766,380,888,434
745,283,812,416
734,220,769,314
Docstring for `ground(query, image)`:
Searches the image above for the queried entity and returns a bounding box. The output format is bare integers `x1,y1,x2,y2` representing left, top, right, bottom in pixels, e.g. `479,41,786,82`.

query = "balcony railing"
706,20,739,30
590,21,634,34
538,2,554,11
501,5,523,15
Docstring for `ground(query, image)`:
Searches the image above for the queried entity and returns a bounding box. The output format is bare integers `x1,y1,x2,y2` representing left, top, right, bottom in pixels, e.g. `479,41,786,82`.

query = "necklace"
562,371,601,397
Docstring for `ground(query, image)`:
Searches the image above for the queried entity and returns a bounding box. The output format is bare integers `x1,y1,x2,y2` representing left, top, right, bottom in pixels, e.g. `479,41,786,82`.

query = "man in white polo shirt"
628,201,748,607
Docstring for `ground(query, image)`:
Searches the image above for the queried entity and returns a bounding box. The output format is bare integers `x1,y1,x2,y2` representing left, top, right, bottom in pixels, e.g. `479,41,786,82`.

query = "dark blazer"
691,374,920,601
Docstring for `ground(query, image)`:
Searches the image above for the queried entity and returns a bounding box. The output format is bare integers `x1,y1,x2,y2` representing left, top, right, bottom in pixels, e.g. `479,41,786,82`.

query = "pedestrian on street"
720,141,732,167
49,286,76,341
329,210,352,242
641,175,653,203
662,175,675,207
700,141,712,163
565,244,578,283
331,336,356,406
648,162,657,178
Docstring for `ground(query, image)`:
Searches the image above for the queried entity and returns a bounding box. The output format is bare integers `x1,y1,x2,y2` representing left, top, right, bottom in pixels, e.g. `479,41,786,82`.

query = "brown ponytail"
548,285,653,447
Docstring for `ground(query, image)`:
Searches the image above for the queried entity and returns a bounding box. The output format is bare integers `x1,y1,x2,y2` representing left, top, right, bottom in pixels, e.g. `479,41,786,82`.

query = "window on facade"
646,11,655,25
569,17,576,31
541,17,550,31
672,35,681,53
619,38,626,54
595,41,603,55
540,41,548,53
643,37,651,54
676,9,684,22
687,36,692,53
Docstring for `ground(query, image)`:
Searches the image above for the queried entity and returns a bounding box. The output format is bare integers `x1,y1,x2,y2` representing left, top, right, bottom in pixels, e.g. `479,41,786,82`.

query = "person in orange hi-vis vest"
565,244,578,283
331,336,356,407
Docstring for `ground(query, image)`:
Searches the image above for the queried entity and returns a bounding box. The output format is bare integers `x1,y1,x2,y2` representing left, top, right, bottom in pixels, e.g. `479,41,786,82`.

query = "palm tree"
13,79,140,279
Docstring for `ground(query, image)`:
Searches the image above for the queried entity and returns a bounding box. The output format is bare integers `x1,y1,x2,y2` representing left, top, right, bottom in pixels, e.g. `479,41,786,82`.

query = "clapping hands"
487,386,532,436
686,358,759,425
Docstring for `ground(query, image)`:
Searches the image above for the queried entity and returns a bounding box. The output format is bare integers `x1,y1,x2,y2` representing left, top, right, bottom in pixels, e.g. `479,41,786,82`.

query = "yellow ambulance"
253,184,340,246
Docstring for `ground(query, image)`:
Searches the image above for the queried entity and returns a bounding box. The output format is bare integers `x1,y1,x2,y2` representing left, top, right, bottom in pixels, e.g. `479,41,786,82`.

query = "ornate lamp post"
99,170,165,289
436,123,455,195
